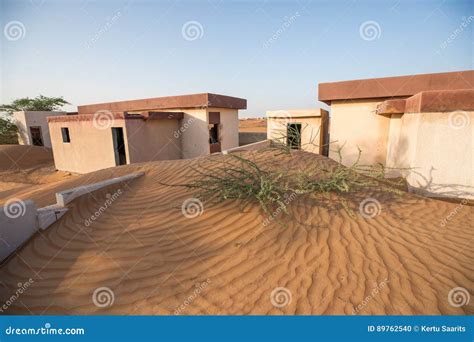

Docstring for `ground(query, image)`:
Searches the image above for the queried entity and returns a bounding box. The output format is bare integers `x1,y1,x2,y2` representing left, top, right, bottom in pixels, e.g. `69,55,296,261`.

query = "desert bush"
165,124,406,220
178,154,292,215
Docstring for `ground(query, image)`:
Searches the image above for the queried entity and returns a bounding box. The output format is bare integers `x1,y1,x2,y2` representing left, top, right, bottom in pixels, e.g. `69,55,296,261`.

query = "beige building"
267,70,474,199
48,93,246,174
266,109,329,155
13,111,66,148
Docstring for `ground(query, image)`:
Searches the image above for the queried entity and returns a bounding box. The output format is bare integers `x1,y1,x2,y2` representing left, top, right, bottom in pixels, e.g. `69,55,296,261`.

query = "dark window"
287,123,301,149
112,127,127,166
30,126,44,146
61,127,70,143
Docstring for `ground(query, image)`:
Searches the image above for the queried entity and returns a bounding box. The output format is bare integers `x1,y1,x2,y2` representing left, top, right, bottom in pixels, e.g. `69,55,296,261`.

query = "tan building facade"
317,70,474,199
48,93,246,174
266,109,329,155
267,71,473,199
13,111,66,148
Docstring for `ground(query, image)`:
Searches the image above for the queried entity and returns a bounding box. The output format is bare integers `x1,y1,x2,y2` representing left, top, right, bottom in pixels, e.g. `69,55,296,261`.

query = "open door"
112,127,127,166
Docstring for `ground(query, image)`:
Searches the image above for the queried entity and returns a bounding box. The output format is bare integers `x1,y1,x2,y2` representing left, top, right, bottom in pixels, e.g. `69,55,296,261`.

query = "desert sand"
239,118,267,133
0,148,472,315
0,145,73,195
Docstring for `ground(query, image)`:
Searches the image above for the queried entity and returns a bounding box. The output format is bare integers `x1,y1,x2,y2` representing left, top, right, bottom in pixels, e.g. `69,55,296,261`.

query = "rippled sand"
0,149,472,315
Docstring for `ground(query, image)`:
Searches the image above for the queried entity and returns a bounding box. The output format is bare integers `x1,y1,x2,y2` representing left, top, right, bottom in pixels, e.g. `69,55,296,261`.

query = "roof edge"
319,70,474,102
77,93,247,114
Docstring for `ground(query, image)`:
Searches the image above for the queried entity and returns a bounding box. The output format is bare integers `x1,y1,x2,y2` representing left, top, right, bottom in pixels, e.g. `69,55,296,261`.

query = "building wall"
329,100,392,165
267,111,322,154
213,108,239,151
125,119,182,163
179,108,209,159
13,111,66,148
386,111,474,199
49,119,127,173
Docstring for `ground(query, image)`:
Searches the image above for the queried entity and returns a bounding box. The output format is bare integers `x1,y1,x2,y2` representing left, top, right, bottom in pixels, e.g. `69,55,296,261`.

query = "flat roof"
78,93,247,114
318,70,474,103
266,109,323,118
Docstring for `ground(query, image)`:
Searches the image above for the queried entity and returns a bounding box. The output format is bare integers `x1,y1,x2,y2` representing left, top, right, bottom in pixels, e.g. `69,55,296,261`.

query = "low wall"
222,139,271,154
0,172,145,263
239,132,267,146
0,200,37,262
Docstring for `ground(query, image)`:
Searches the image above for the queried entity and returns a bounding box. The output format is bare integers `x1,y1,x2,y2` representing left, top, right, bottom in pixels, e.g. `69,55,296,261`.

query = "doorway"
29,126,44,146
209,112,221,153
112,127,127,166
287,123,301,149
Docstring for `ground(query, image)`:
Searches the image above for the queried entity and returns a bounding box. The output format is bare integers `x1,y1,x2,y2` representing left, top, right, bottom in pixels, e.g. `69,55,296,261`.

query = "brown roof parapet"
376,89,474,115
376,99,406,115
78,93,247,114
141,112,184,120
318,70,474,103
47,113,136,123
404,89,474,113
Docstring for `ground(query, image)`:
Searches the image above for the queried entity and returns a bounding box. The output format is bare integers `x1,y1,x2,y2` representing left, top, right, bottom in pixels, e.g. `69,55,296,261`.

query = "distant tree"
0,116,18,144
0,95,70,113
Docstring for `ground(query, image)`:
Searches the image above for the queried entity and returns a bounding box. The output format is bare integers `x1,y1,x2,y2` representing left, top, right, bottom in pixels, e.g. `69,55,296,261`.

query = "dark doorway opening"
209,112,221,153
287,123,301,149
30,126,44,146
112,127,127,166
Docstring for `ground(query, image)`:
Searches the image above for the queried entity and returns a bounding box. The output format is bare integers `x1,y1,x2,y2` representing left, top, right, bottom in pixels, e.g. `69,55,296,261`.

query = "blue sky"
1,0,472,117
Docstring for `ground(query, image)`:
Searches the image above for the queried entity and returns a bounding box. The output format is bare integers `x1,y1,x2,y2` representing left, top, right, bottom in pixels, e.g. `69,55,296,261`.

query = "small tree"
0,116,18,144
0,95,70,113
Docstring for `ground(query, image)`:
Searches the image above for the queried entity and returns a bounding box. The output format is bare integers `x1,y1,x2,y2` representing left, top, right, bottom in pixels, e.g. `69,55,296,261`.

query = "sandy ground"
0,149,472,315
0,145,73,195
239,118,266,133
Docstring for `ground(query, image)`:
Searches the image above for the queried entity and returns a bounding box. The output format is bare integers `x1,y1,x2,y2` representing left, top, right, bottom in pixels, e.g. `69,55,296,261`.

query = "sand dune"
0,150,472,315
0,145,73,195
0,145,54,171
